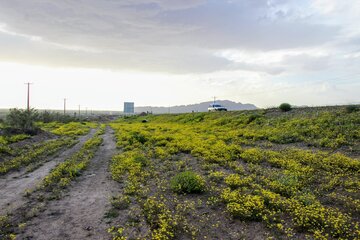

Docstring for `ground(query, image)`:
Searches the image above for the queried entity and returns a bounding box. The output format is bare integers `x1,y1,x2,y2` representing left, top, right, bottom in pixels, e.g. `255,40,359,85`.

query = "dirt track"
19,127,119,240
0,129,97,216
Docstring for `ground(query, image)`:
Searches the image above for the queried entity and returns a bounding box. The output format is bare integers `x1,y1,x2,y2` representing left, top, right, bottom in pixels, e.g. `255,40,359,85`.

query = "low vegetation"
0,134,30,156
346,104,359,113
0,125,105,239
170,171,206,194
108,106,359,239
37,121,97,136
0,138,77,175
0,105,359,239
40,127,104,194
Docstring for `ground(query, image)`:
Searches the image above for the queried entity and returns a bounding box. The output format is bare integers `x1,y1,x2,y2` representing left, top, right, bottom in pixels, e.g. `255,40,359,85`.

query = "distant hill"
135,100,257,114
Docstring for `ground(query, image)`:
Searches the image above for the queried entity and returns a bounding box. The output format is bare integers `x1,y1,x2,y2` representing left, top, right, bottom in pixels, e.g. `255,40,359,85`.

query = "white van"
208,104,227,112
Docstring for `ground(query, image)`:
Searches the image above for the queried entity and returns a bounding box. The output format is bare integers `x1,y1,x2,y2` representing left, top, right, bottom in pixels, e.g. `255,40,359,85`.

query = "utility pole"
213,96,216,105
78,105,81,119
25,82,33,111
63,98,67,115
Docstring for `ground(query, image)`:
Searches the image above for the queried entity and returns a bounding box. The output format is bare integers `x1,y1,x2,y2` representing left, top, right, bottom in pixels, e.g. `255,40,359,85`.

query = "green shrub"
5,108,39,134
209,171,225,183
111,195,130,210
345,105,359,113
223,192,265,220
170,171,205,193
279,103,292,112
224,174,253,189
133,154,149,167
240,148,264,164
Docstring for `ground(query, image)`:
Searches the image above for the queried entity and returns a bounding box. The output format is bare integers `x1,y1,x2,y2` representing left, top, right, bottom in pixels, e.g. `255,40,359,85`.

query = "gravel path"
0,129,97,215
19,127,119,240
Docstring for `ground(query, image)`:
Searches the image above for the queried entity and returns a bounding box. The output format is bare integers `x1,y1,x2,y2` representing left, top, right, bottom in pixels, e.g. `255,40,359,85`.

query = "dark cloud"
0,0,355,74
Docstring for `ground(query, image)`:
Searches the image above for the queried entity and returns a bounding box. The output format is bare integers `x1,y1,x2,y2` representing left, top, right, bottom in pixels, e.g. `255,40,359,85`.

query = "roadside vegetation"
108,106,359,239
4,109,39,135
0,117,97,175
279,103,292,112
0,138,77,175
0,105,359,239
0,134,30,157
39,124,105,197
0,125,105,239
37,121,97,136
0,109,96,164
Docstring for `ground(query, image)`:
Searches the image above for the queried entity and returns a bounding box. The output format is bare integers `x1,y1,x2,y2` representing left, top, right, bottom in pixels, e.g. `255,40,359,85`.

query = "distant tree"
40,110,53,123
279,103,292,112
5,108,39,134
345,105,359,113
37,111,77,123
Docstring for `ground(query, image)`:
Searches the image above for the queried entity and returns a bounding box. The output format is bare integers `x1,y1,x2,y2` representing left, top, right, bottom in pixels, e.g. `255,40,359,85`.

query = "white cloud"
0,0,342,73
0,0,359,108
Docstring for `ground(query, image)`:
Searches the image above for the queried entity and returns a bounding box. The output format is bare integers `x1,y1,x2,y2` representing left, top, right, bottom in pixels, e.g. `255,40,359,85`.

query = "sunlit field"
107,106,359,239
0,106,359,239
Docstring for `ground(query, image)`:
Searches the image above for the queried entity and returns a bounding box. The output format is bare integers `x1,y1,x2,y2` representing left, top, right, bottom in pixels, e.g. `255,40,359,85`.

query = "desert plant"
279,103,292,112
170,171,205,193
5,108,39,134
345,105,359,113
111,195,131,210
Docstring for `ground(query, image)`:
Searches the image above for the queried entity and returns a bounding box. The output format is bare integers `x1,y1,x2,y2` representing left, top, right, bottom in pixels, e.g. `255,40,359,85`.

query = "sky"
0,0,359,111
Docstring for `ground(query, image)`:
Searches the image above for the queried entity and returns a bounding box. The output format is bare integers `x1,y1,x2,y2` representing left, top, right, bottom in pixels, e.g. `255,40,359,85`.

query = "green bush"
279,103,292,112
38,110,77,123
240,148,264,164
221,189,265,220
111,195,130,210
5,108,39,134
133,154,149,167
345,105,359,113
225,174,253,189
170,171,205,193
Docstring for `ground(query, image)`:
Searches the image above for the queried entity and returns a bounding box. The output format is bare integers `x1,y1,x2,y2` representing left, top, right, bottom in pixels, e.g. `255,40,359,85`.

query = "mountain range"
135,100,257,114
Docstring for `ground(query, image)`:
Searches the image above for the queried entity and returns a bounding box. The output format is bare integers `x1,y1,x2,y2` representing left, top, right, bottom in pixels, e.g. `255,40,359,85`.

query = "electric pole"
213,96,216,105
63,98,67,115
25,82,33,111
78,105,81,119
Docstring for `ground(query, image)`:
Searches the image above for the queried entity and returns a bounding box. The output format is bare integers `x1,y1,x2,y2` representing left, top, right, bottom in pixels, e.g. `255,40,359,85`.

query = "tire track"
20,127,119,240
0,129,97,215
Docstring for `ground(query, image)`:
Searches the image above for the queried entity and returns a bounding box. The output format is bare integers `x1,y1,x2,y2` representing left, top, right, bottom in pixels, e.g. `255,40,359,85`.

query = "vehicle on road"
208,103,227,112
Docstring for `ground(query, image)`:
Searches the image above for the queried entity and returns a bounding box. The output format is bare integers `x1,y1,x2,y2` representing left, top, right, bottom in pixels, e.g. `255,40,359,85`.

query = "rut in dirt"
19,127,119,240
0,129,97,216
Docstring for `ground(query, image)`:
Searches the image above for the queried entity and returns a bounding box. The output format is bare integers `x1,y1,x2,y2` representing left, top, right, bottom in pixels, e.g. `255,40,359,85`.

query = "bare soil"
0,129,97,216
18,127,119,240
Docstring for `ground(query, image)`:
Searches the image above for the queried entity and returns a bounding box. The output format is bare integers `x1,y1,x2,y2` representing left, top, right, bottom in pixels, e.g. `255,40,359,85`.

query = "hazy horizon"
1,1,359,111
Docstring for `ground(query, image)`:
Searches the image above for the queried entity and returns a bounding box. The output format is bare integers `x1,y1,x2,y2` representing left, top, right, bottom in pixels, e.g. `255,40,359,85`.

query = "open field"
0,106,359,239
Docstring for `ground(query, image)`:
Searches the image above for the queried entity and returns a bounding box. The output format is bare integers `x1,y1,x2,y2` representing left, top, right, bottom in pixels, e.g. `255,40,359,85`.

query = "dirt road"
0,129,97,216
19,127,119,240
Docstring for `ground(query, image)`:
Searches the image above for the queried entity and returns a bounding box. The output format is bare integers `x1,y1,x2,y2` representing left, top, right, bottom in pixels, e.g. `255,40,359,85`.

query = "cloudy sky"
0,0,359,110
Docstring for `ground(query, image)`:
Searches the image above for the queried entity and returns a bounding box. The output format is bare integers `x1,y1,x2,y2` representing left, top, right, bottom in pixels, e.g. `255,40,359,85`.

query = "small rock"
84,226,93,231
